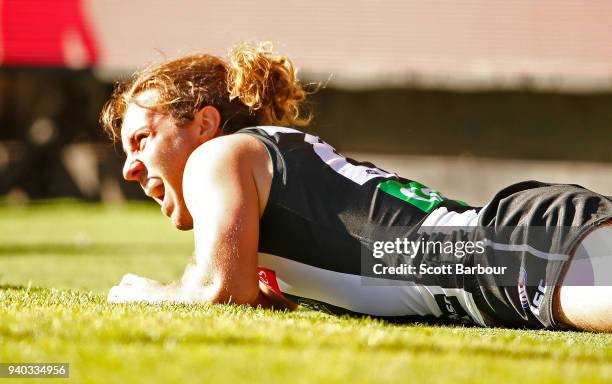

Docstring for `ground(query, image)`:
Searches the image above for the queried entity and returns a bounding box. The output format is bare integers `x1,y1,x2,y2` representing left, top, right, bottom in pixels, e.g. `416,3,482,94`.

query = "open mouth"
143,178,165,205
154,192,165,206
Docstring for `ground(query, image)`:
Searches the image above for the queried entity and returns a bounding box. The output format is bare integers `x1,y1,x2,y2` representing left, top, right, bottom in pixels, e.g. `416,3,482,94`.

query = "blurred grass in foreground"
0,200,192,291
1,201,612,384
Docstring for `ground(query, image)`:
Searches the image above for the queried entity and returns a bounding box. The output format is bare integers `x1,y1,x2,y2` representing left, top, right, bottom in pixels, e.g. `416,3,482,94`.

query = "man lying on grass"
100,42,612,332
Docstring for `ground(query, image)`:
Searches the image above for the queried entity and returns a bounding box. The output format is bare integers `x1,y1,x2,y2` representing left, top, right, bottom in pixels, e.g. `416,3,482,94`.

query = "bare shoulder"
186,133,266,168
183,133,273,214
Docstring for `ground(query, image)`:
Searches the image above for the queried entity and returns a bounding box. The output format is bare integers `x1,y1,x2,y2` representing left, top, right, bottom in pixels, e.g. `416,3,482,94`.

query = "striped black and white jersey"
237,126,487,325
234,126,612,330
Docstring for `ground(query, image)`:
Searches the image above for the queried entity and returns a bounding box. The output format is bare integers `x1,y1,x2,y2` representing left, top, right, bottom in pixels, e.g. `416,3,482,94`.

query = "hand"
107,273,213,304
107,273,171,304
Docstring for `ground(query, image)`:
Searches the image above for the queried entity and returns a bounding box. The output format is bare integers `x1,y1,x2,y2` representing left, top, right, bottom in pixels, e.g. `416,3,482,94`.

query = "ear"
193,106,221,142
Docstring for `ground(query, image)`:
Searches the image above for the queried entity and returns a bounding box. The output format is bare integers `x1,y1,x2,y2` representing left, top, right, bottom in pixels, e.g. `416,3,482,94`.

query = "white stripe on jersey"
417,206,487,325
258,252,436,317
256,126,301,135
420,206,480,228
259,252,487,325
257,125,396,185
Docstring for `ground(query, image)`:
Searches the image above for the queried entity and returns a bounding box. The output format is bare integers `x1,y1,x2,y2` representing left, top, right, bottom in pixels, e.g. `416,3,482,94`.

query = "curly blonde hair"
100,42,313,140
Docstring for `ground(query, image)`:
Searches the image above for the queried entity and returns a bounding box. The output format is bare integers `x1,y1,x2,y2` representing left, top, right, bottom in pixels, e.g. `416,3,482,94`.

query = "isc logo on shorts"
518,267,530,310
531,280,546,315
518,267,546,315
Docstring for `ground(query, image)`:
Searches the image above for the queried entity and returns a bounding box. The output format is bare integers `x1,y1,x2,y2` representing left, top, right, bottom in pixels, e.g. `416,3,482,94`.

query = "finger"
109,284,170,304
119,273,143,287
140,277,164,288
108,285,149,303
120,273,164,288
108,285,130,303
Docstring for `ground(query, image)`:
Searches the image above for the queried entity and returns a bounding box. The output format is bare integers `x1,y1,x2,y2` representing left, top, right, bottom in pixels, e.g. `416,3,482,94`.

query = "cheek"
156,138,192,185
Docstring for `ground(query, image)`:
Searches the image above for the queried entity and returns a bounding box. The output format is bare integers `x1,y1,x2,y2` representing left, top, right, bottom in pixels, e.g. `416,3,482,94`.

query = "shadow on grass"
0,283,33,290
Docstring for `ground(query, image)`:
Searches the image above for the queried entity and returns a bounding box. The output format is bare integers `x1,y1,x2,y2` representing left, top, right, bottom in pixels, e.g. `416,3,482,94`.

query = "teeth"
144,178,164,198
147,178,162,189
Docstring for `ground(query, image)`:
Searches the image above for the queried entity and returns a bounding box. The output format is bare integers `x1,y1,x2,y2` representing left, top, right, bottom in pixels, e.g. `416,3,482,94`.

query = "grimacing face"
120,89,204,230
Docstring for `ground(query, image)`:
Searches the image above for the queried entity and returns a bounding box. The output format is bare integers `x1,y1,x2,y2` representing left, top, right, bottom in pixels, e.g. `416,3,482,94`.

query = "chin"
171,211,194,231
174,220,193,231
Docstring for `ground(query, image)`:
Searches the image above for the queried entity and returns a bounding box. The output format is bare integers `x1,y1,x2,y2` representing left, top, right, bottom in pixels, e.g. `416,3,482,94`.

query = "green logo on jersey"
377,180,468,213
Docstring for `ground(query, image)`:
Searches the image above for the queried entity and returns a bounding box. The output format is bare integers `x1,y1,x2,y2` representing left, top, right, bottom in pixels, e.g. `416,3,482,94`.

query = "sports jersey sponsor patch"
377,180,468,213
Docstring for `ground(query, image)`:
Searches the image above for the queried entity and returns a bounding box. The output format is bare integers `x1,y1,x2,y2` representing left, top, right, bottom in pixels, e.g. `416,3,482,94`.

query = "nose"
122,155,146,181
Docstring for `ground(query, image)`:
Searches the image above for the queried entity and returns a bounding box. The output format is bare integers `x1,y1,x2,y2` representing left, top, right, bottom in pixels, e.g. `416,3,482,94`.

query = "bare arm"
108,134,294,310
180,134,263,304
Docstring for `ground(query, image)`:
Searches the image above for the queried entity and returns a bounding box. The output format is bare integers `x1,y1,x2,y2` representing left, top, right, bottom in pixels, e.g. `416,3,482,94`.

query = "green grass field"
1,201,612,383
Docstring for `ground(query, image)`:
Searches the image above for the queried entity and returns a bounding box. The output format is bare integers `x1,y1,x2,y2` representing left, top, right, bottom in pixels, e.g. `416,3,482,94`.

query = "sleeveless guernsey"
237,126,487,325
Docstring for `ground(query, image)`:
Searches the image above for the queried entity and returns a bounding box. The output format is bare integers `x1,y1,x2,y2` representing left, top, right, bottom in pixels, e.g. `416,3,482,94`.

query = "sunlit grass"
1,202,612,383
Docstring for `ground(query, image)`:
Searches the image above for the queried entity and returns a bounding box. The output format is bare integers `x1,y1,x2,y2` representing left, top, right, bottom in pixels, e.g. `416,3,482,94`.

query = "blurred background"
1,0,612,206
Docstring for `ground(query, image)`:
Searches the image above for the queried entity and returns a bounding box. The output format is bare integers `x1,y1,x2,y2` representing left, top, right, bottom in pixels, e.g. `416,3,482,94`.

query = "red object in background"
1,0,99,67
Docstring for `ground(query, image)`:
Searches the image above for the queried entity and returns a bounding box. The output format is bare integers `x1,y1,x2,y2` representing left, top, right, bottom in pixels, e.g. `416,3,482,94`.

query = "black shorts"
466,180,612,329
